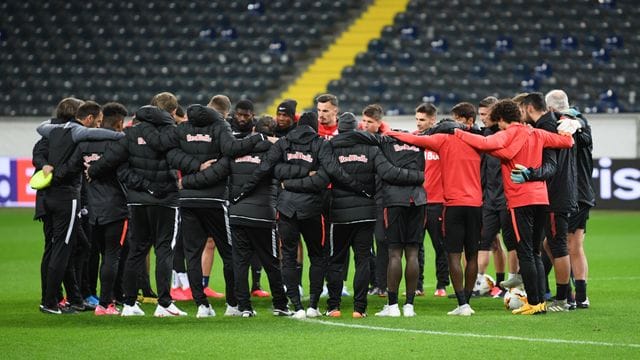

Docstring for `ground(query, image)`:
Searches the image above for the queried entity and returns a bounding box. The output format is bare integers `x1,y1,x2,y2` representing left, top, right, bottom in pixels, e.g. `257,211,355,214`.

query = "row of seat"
0,0,367,115
327,0,638,114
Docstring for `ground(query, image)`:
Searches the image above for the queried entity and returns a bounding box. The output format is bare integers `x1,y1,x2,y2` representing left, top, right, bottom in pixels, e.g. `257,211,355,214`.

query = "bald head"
545,90,570,112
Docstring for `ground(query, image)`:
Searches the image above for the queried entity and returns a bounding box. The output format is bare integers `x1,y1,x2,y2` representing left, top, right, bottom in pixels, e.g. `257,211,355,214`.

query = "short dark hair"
150,92,179,113
520,92,547,112
415,103,437,116
76,100,102,120
235,99,254,112
478,96,498,108
255,115,276,136
55,97,84,122
451,102,476,119
316,93,338,107
102,102,128,129
208,94,232,114
362,104,383,120
175,105,185,118
489,99,521,124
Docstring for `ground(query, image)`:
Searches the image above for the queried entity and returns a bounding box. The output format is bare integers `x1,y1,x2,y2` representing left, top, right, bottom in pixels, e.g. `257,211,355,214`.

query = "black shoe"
69,303,86,312
241,310,257,318
576,298,590,309
273,307,293,316
60,305,79,314
40,305,62,315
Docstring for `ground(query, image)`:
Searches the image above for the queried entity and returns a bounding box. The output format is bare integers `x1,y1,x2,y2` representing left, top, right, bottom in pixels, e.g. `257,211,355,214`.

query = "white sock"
179,273,190,290
172,270,181,289
508,272,517,280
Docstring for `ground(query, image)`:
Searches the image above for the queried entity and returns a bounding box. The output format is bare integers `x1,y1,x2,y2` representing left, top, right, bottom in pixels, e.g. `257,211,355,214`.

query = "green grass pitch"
0,208,639,358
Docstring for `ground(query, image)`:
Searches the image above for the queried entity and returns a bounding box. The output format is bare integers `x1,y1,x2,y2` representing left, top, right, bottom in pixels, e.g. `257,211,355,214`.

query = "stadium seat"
0,0,368,115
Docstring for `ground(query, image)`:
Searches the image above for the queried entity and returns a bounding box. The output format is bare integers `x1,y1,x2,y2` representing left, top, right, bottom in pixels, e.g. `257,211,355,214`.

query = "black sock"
295,263,303,286
566,282,574,302
556,283,569,301
388,291,398,305
406,293,415,305
496,272,505,286
202,276,210,288
542,253,552,293
455,290,467,306
464,289,472,305
575,280,587,303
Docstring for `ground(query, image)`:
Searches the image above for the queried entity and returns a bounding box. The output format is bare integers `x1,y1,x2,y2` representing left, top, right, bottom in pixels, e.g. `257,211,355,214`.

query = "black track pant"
115,236,153,301
374,207,388,290
181,206,236,307
326,221,374,313
417,242,425,291
278,213,327,311
231,224,287,312
250,254,263,290
73,215,91,298
511,205,548,305
425,203,449,289
92,219,126,307
85,222,100,297
40,215,55,306
123,205,178,307
173,230,187,273
43,196,82,309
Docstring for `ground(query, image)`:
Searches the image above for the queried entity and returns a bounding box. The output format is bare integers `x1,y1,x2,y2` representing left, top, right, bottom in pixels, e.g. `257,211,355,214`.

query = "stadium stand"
0,0,637,116
0,1,367,116
325,0,639,114
266,0,408,115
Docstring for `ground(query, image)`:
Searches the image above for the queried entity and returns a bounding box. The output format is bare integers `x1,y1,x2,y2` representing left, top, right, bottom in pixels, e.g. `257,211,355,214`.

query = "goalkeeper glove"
557,118,582,135
510,164,532,184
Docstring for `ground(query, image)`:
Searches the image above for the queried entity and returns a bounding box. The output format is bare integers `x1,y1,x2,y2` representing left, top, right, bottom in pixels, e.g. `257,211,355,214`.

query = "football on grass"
504,287,527,310
473,274,495,296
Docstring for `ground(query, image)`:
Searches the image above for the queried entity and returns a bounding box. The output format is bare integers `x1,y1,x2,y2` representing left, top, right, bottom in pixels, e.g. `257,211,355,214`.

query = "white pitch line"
306,319,640,349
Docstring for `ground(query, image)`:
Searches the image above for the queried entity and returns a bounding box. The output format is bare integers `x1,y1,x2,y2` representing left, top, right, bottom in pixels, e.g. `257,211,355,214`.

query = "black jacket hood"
331,130,379,148
187,104,225,127
135,105,175,126
286,125,318,144
426,118,462,135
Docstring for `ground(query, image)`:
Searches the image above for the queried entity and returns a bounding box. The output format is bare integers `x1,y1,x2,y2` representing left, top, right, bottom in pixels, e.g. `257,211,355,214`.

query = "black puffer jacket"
35,118,125,199
240,124,364,219
481,125,506,211
328,130,425,223
377,133,427,207
274,123,296,138
569,111,595,207
529,112,578,213
228,139,277,227
32,137,50,220
229,116,254,139
54,129,128,225
87,106,179,207
166,105,266,207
